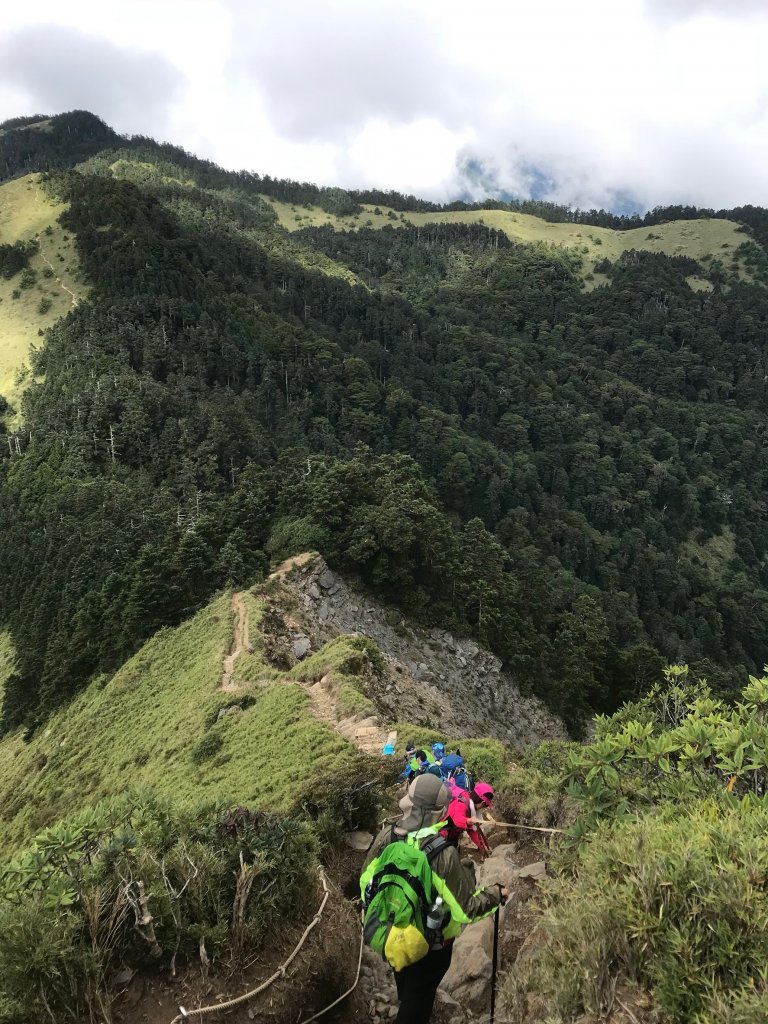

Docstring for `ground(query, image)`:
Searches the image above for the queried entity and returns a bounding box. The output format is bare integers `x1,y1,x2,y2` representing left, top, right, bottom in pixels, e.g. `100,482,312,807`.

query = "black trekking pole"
490,905,500,1024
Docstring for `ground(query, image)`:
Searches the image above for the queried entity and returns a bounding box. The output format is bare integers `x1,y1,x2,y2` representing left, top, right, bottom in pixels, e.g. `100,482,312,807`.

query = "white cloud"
644,0,768,22
343,118,470,195
0,24,185,136
1,0,768,210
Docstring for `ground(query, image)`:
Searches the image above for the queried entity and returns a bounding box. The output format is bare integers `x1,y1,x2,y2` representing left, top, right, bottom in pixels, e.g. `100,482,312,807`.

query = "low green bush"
190,731,224,764
336,680,375,718
291,635,385,681
0,790,318,1022
456,738,509,785
514,799,768,1024
288,753,388,850
505,667,768,1023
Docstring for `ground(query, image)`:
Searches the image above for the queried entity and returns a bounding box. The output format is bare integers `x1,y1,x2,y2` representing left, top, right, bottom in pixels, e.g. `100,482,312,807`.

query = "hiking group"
360,741,508,1023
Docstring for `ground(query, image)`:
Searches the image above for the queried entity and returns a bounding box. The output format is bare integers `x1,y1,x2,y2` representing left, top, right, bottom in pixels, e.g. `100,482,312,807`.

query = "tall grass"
0,594,358,855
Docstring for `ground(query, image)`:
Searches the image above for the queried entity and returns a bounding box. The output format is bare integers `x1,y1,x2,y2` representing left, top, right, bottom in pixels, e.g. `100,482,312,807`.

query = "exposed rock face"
441,844,546,1014
282,555,566,749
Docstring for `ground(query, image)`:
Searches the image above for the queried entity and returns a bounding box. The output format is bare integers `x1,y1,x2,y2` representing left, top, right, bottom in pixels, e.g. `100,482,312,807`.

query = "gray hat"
397,774,450,833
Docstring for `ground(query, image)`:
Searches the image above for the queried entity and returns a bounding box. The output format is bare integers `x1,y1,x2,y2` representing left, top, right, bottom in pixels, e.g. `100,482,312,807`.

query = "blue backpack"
427,753,471,789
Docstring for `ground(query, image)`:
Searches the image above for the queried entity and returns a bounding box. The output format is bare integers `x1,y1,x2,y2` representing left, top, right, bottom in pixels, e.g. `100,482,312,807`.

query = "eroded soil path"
306,675,395,756
219,591,249,692
222,578,395,755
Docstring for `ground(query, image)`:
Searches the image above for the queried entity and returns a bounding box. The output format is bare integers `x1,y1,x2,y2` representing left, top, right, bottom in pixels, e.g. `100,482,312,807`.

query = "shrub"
0,792,319,1020
336,680,375,719
190,731,224,764
291,635,385,684
458,738,509,785
566,668,768,831
202,694,257,729
515,800,768,1023
493,764,571,830
289,754,387,849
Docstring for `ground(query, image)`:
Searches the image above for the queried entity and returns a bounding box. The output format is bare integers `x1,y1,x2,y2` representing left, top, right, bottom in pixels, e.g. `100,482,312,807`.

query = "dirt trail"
31,182,81,308
269,551,316,579
221,575,394,756
38,247,79,307
307,675,396,757
219,592,249,692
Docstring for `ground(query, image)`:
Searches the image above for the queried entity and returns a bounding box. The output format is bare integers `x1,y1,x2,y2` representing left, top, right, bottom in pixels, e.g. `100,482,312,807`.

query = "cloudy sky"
1,0,767,211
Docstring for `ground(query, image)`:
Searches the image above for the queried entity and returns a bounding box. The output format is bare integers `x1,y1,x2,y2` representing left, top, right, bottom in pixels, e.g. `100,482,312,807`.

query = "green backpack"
360,831,448,970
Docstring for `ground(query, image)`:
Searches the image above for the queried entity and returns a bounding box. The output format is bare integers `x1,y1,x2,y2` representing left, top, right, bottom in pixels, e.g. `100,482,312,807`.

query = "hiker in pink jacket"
441,781,494,858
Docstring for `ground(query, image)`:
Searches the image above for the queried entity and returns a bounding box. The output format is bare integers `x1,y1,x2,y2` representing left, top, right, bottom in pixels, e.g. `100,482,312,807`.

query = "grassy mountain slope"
265,195,750,286
0,174,84,419
82,147,755,288
0,589,364,857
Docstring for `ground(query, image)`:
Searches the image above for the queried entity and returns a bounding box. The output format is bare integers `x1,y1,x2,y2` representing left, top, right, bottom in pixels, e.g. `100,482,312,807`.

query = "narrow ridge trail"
222,577,395,756
219,591,249,692
306,678,395,756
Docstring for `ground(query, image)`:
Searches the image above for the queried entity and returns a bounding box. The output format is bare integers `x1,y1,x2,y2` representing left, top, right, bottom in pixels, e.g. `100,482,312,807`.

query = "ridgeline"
3,112,768,737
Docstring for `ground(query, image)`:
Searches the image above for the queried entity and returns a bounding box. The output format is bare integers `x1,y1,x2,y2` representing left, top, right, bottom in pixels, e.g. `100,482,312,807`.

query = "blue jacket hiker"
361,773,506,1024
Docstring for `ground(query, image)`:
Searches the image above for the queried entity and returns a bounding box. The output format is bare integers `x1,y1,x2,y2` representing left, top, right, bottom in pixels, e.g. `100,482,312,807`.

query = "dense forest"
3,111,768,734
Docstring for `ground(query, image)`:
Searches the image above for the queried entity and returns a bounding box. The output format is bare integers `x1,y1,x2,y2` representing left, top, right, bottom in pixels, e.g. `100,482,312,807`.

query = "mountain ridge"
2,110,768,737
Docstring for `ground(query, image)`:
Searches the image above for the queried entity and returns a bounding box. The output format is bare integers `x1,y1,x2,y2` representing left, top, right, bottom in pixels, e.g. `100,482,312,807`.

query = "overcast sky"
1,0,767,211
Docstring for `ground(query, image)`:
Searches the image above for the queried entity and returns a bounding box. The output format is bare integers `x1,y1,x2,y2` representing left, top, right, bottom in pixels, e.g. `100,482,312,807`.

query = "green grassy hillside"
87,150,755,290
0,174,84,421
265,196,752,287
0,591,360,856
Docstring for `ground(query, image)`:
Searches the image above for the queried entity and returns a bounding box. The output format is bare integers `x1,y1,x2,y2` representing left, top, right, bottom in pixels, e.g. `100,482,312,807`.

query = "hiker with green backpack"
360,773,507,1023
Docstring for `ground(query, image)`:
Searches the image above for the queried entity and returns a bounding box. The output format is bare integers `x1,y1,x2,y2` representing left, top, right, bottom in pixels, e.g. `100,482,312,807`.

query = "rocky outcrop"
281,554,566,749
440,844,514,1012
440,844,547,1014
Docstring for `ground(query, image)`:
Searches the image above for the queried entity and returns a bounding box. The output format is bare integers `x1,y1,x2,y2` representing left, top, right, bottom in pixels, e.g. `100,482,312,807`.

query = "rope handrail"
169,870,331,1023
485,814,564,835
297,927,363,1024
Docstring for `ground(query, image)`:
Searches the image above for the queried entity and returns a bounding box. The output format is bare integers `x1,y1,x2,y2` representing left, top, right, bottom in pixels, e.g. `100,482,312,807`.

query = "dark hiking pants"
393,944,454,1023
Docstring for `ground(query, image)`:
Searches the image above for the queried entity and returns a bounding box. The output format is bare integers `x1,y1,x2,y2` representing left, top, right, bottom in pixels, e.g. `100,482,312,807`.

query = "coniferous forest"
4,112,768,734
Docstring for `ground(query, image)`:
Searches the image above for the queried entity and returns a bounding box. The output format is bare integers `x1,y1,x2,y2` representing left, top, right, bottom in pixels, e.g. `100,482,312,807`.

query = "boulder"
516,861,547,881
217,704,243,721
345,830,374,852
318,569,336,590
477,844,519,890
292,636,311,660
440,932,494,1013
440,845,518,1012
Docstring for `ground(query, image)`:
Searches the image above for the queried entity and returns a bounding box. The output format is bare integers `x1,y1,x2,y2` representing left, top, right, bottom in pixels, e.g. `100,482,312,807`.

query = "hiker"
442,781,494,858
426,748,471,791
361,774,507,1023
424,742,447,780
403,748,430,784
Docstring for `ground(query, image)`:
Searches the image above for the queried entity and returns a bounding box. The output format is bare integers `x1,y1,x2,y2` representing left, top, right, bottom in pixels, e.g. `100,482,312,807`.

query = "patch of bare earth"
113,875,364,1024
